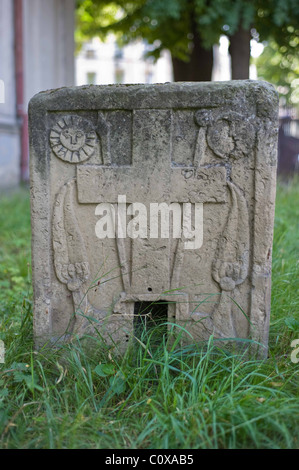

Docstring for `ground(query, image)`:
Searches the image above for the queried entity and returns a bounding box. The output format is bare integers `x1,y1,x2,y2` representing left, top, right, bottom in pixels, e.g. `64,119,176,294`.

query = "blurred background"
0,0,298,189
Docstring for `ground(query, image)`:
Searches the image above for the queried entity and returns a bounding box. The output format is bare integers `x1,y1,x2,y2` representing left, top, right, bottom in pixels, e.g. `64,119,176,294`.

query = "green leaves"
94,363,126,396
109,373,126,395
284,316,299,332
76,0,299,73
0,189,32,327
0,381,9,409
94,363,115,377
255,38,299,105
9,362,44,393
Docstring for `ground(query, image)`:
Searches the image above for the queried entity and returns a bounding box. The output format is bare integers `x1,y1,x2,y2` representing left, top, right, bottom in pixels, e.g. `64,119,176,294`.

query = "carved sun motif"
50,116,97,163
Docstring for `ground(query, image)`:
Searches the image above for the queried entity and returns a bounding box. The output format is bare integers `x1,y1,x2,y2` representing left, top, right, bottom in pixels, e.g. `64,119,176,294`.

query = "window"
114,67,124,84
115,46,124,60
86,72,96,85
86,49,96,59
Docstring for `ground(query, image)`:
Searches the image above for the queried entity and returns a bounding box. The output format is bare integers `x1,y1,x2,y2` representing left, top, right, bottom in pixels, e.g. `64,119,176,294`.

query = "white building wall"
0,0,75,189
23,0,75,109
77,34,261,88
76,36,173,87
0,0,20,188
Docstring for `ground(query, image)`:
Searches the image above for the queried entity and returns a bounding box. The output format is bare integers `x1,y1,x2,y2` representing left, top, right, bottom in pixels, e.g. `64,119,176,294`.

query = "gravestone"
29,81,278,355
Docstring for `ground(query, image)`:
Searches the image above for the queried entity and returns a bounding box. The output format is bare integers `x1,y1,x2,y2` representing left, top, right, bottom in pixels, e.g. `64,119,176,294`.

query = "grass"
0,179,298,449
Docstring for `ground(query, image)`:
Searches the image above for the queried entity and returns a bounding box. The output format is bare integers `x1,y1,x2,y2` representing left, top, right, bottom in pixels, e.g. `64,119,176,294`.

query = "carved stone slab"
29,81,278,355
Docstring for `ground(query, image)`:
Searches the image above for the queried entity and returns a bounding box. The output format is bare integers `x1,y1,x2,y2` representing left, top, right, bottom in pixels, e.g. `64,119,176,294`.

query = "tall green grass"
0,180,298,449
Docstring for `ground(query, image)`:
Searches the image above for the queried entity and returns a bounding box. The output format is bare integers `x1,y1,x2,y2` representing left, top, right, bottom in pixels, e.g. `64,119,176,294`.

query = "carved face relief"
207,112,255,160
60,128,86,151
50,116,97,163
207,118,235,159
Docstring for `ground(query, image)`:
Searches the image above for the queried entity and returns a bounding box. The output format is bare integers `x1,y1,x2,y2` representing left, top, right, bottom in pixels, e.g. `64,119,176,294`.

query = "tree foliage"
76,0,255,61
76,0,299,84
77,0,298,55
255,37,299,106
253,1,299,106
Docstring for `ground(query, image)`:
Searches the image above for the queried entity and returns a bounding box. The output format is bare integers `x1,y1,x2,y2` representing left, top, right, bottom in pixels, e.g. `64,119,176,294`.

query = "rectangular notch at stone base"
133,301,168,344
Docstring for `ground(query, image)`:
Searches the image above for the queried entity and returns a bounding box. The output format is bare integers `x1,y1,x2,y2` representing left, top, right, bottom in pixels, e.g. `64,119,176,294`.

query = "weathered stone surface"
29,81,278,355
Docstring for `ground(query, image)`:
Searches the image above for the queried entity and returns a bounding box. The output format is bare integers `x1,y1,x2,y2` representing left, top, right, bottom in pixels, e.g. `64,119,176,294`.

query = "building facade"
76,36,173,86
0,0,75,188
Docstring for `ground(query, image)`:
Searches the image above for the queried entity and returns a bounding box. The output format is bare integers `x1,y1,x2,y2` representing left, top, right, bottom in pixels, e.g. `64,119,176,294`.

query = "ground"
0,179,298,449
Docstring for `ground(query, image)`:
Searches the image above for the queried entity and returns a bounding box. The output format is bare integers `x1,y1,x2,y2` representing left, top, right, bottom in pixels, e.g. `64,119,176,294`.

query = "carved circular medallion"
50,116,97,163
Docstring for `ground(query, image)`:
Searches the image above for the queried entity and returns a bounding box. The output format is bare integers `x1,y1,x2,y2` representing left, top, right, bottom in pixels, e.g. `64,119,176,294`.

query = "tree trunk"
229,26,251,79
172,26,213,81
